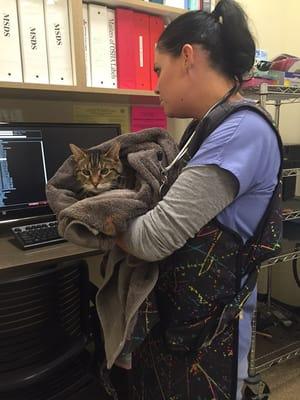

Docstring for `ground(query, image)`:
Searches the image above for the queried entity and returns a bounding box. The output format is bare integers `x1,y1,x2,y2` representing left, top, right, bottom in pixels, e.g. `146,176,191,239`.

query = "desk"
0,233,103,275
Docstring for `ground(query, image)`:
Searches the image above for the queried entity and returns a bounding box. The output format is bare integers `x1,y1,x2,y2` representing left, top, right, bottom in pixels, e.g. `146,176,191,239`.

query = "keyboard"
11,221,66,249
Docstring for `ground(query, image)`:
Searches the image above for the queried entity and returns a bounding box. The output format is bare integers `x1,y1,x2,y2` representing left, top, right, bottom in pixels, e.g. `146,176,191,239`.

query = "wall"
238,0,300,145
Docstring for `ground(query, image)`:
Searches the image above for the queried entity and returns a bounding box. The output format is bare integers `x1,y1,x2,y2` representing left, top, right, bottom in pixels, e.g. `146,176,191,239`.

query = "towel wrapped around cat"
46,127,179,251
46,127,179,369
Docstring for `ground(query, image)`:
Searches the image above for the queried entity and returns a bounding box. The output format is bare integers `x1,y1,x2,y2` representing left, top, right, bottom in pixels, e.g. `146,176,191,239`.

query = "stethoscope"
158,83,239,198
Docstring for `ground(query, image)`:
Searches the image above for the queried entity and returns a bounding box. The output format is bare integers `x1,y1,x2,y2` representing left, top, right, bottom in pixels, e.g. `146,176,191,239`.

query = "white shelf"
83,0,185,19
0,82,159,104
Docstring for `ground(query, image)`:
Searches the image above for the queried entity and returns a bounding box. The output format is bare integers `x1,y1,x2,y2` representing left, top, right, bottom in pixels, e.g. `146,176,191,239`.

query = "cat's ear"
104,141,121,161
70,143,86,161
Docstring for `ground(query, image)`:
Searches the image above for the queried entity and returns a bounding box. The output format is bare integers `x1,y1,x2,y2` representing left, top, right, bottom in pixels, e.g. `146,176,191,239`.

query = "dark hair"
157,0,255,83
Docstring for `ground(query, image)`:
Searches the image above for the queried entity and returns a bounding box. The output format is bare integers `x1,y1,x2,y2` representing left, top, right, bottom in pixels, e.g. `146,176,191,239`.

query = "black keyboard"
11,221,66,249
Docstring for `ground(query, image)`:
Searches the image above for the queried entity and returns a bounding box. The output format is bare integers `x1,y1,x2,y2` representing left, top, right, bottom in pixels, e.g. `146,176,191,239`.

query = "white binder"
202,0,216,12
82,3,91,87
164,0,185,8
88,4,112,88
17,0,49,84
44,0,73,85
107,9,117,88
0,0,23,82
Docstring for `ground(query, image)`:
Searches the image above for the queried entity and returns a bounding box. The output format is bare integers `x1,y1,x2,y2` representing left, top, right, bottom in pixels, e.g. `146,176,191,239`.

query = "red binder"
115,8,136,89
149,15,164,91
133,12,151,90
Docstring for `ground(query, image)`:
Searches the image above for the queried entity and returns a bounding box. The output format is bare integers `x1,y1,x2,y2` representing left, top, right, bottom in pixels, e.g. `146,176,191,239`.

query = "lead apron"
131,102,283,400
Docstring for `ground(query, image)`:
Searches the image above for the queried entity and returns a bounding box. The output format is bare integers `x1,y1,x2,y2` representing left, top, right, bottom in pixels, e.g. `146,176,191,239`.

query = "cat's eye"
82,169,90,176
101,168,109,175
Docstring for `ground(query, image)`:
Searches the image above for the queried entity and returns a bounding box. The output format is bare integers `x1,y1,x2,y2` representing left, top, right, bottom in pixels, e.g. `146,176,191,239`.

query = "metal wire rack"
282,168,300,178
261,249,300,269
283,209,300,221
244,84,300,104
255,341,300,373
242,84,300,393
244,83,300,127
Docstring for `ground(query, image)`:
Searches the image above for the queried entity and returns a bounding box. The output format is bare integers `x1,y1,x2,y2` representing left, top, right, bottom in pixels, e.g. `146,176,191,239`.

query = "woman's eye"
155,69,160,77
101,168,109,175
82,169,90,176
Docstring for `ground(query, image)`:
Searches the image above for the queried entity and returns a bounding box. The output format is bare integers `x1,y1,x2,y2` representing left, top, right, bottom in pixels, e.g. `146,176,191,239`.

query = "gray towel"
46,128,179,368
96,247,160,369
46,128,179,252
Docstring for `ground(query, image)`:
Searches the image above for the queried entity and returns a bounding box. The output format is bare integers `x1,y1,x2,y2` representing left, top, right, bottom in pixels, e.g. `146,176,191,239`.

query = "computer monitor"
0,122,121,225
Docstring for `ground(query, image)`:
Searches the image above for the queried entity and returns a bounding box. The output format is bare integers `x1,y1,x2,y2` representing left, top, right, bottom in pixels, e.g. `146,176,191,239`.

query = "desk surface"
0,233,103,271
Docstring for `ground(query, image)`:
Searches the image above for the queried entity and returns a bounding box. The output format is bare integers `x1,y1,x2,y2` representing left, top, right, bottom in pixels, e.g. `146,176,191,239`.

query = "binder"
149,15,164,91
115,8,136,89
88,4,112,88
134,12,151,90
82,3,91,86
17,0,49,84
44,0,73,85
202,0,215,12
164,0,185,8
107,9,118,88
0,0,23,82
188,0,201,10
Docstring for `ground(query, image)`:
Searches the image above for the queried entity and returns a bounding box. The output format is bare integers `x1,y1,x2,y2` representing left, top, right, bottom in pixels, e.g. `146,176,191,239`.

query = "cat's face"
70,142,123,194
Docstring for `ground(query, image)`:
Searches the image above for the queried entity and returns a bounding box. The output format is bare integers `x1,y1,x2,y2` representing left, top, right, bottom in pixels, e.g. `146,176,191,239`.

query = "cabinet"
243,83,300,397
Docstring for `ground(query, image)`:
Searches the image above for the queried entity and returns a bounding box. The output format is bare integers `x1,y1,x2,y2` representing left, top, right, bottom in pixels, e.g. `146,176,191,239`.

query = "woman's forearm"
116,165,238,262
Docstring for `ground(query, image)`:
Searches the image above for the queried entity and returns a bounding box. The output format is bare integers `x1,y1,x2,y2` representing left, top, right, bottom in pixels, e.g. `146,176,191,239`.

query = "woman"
116,1,282,399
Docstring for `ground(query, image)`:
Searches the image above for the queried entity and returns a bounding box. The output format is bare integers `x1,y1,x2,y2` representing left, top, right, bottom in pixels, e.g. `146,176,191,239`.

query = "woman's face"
154,49,194,118
154,46,234,119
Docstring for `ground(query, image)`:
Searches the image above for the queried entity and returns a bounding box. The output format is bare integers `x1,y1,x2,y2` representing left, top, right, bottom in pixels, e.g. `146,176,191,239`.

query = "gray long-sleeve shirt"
123,165,238,262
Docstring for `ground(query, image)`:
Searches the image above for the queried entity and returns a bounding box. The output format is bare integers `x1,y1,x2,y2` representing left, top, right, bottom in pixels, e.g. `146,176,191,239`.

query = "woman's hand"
115,232,130,254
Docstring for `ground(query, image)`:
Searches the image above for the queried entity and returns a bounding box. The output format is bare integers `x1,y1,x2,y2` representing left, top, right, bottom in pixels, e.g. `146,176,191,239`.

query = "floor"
261,356,300,399
71,357,300,400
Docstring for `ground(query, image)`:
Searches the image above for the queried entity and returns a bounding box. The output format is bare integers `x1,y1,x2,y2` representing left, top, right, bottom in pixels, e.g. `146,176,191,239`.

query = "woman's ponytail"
212,0,256,82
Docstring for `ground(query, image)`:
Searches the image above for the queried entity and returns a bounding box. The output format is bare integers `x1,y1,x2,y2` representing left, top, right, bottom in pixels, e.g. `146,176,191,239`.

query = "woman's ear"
181,44,195,72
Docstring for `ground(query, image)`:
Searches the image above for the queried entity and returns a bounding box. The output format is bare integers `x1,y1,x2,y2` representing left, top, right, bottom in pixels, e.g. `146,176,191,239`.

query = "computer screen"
0,122,121,224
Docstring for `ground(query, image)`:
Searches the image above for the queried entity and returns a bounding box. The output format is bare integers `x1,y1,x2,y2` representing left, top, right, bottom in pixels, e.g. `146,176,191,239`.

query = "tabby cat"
70,141,124,197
